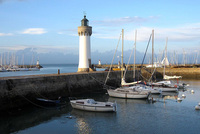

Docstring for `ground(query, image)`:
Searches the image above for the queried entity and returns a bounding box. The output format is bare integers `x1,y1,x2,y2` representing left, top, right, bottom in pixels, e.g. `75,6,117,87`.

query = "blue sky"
0,0,200,56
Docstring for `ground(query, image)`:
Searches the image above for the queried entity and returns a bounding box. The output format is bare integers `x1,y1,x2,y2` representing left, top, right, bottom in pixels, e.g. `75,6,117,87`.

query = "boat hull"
70,100,116,112
155,87,178,92
107,89,149,99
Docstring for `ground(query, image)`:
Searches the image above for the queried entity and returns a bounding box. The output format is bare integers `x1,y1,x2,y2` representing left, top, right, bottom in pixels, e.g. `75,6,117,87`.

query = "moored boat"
151,81,178,92
132,84,162,94
107,87,150,99
36,98,61,106
70,99,117,112
106,29,150,99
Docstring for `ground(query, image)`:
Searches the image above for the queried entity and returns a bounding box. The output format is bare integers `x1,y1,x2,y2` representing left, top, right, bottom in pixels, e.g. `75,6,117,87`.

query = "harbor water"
0,64,78,77
0,65,200,134
0,80,199,134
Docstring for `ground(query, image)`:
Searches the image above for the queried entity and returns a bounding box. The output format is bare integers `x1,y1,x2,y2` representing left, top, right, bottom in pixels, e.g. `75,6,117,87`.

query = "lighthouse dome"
81,15,89,26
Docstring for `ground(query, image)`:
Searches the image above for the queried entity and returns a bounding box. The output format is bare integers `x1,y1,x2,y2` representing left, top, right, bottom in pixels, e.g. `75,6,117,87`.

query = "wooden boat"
70,99,117,112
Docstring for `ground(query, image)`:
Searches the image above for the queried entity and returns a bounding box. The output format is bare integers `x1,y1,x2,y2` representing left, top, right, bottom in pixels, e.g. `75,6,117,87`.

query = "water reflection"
108,97,148,104
76,118,92,134
71,109,117,134
0,105,72,134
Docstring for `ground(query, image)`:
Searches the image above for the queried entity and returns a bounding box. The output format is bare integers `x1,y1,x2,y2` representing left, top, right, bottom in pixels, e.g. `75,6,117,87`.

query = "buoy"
177,97,182,102
191,90,195,93
198,102,200,106
195,105,200,110
182,94,186,98
66,115,73,119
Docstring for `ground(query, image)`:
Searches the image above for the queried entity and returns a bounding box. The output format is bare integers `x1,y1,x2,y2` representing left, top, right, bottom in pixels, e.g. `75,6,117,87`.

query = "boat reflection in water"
75,118,92,134
108,97,149,104
71,109,116,134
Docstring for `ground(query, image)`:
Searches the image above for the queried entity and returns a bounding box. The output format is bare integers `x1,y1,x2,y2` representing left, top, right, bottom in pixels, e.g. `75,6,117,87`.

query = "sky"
0,0,200,58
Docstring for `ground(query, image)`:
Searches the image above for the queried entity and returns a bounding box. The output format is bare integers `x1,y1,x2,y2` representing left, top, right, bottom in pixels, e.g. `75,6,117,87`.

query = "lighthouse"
78,15,92,72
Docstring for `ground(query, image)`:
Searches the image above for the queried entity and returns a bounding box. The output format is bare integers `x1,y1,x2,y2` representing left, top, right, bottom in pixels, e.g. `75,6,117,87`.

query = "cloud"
94,23,200,43
0,45,27,53
131,23,200,42
0,45,78,54
0,33,13,36
33,45,78,54
92,16,159,26
21,28,47,35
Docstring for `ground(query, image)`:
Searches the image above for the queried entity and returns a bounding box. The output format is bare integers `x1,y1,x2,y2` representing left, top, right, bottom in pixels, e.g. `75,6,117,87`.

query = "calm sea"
0,80,200,134
0,64,79,77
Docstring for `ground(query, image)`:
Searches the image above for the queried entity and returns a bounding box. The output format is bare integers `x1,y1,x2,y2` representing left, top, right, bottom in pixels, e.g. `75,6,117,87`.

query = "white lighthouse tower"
78,15,92,72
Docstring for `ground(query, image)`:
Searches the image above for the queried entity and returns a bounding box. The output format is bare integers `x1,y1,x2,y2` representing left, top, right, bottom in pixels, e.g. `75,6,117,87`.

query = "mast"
164,37,168,78
23,54,24,68
121,29,124,79
152,30,154,82
0,53,2,66
133,30,137,81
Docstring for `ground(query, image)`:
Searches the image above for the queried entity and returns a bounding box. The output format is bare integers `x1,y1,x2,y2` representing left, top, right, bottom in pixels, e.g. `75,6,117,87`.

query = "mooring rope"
6,79,65,110
29,84,50,100
123,39,135,79
87,73,116,89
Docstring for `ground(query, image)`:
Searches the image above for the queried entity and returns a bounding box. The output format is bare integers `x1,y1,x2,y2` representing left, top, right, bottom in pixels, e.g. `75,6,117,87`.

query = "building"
78,15,92,72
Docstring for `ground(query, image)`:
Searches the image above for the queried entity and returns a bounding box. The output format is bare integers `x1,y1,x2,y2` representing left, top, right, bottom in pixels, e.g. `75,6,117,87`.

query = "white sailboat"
107,29,150,99
151,38,179,92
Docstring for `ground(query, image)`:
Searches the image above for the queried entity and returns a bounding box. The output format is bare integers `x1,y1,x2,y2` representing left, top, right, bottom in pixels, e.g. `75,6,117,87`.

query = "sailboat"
131,30,161,94
107,29,150,99
162,39,182,80
151,38,179,92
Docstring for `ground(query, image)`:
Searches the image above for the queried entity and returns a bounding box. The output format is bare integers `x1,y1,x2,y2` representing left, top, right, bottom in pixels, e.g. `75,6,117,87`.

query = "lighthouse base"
78,68,89,72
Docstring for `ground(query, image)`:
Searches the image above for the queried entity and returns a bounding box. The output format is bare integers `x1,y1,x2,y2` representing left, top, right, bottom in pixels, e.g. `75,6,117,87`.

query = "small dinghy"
36,97,66,106
36,98,60,106
195,105,200,110
177,97,182,102
70,99,117,112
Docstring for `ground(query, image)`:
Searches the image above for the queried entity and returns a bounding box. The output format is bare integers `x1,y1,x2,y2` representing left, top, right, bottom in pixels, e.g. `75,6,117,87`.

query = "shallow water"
0,80,199,134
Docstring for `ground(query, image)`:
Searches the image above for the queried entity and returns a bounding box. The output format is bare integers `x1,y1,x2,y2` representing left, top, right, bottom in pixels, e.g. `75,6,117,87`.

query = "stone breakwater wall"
0,71,137,112
156,68,200,79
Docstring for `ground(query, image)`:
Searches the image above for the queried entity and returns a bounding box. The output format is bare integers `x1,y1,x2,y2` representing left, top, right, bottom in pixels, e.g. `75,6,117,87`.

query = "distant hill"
0,47,199,65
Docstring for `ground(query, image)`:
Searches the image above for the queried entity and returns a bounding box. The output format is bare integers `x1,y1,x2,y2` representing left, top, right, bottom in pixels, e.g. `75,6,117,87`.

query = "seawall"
156,68,200,79
0,71,138,112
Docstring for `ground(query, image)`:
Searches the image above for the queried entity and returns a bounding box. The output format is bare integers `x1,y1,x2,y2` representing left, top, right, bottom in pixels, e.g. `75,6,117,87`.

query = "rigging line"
123,40,135,79
87,72,116,89
139,34,152,79
149,47,165,82
17,92,53,109
139,73,149,81
104,33,122,86
148,66,157,82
